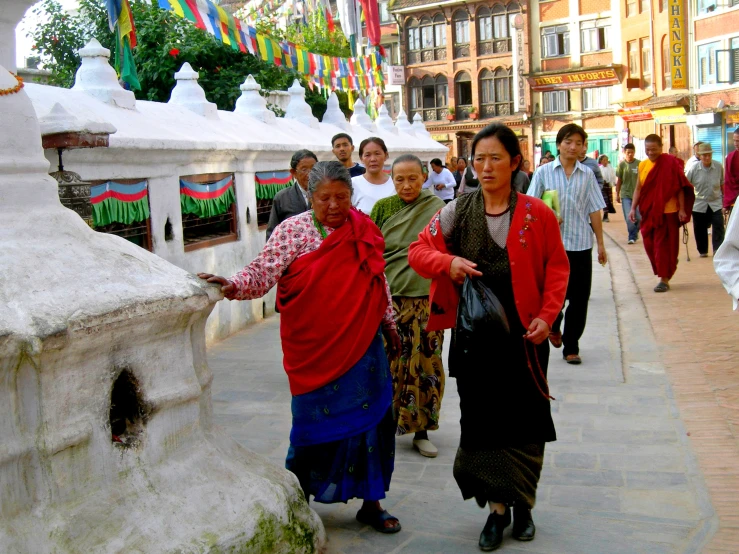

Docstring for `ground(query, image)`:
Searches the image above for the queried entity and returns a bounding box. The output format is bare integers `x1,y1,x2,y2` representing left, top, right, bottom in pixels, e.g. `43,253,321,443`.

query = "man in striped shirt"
527,124,607,365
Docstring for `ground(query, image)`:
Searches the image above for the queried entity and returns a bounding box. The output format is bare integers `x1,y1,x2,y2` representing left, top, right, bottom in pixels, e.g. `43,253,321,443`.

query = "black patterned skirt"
453,443,545,509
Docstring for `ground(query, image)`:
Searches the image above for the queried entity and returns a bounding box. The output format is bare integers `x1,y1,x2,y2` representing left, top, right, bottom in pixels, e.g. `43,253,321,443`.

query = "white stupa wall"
23,41,446,345
2,2,326,550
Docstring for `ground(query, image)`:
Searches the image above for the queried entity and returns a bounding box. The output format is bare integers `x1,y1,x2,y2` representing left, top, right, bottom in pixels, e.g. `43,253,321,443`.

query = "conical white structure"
350,98,376,132
284,79,319,128
71,39,136,110
168,62,218,119
375,104,398,135
395,108,414,134
412,112,431,137
234,74,276,123
38,102,117,137
321,92,351,130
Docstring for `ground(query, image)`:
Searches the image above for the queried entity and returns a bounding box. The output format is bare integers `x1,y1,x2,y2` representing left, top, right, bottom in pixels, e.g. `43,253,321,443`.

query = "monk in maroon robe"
629,134,695,292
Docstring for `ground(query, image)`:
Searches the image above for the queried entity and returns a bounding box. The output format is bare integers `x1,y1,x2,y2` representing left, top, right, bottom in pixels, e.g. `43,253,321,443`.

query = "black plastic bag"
449,277,509,376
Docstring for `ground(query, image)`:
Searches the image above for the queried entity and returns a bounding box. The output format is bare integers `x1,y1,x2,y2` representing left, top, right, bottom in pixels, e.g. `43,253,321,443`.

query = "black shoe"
511,507,536,541
479,508,511,551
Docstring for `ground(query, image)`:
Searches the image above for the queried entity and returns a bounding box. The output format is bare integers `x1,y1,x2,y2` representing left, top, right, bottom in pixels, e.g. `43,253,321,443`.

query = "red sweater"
408,193,570,331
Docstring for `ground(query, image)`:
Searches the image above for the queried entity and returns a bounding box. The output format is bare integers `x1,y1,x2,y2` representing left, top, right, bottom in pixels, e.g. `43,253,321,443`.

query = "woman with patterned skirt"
409,124,570,551
199,161,403,534
370,155,446,458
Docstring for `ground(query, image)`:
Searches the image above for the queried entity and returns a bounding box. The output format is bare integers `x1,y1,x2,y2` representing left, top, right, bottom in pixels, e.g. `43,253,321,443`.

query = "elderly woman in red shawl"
408,124,569,551
199,161,403,534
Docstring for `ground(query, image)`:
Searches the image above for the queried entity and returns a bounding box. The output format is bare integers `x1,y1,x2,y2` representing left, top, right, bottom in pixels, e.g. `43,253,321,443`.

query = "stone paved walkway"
208,239,716,553
602,211,739,553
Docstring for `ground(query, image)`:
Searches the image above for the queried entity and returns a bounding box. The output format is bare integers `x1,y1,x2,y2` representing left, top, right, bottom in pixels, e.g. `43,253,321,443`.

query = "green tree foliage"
28,0,348,118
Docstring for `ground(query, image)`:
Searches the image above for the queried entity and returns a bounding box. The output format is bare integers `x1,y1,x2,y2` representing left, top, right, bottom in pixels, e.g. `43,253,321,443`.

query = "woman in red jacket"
408,123,569,551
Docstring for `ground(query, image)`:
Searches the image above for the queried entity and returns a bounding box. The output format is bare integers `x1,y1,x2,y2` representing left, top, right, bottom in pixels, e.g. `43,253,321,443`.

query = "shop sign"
386,66,405,86
668,0,687,89
726,112,739,125
431,134,449,141
618,107,653,122
686,113,720,126
527,67,620,91
511,14,527,113
651,106,687,124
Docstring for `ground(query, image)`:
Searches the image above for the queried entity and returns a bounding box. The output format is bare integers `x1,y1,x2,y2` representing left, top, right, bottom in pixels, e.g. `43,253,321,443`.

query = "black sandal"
654,282,669,293
356,508,402,534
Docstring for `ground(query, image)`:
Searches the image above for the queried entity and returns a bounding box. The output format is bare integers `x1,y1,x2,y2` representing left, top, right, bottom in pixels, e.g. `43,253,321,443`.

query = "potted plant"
468,106,479,120
447,106,456,121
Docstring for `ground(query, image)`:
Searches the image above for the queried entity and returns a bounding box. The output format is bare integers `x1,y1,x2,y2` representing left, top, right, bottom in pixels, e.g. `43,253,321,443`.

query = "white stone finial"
376,104,398,135
0,62,51,177
38,102,117,137
284,79,319,128
349,99,376,132
168,62,218,119
321,92,350,131
71,38,136,110
395,108,414,134
234,75,276,123
412,113,431,137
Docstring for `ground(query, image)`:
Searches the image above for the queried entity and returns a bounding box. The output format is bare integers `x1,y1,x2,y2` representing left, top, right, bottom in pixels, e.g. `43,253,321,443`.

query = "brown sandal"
565,354,582,365
548,331,563,348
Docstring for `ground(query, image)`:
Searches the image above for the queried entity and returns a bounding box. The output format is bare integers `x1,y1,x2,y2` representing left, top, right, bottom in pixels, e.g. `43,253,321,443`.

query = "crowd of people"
196,124,739,552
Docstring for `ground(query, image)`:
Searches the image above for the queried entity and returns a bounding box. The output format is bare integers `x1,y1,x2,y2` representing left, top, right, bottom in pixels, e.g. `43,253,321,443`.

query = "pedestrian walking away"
351,137,395,214
723,129,739,216
370,155,446,459
629,134,695,293
409,123,570,552
616,143,642,244
599,154,617,221
265,149,317,240
527,123,607,365
685,143,725,257
198,161,403,534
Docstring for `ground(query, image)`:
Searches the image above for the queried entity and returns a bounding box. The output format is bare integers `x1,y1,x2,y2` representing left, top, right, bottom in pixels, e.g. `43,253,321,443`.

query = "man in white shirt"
423,158,457,203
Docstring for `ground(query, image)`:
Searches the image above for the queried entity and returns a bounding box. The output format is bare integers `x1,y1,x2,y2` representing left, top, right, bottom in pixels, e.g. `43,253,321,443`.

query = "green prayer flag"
120,35,141,91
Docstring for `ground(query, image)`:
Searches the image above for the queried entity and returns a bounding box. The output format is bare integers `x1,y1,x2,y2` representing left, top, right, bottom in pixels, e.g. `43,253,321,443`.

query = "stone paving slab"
207,240,714,553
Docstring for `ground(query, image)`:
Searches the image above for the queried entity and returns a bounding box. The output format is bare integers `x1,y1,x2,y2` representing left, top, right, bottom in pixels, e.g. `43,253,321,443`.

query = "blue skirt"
286,330,395,504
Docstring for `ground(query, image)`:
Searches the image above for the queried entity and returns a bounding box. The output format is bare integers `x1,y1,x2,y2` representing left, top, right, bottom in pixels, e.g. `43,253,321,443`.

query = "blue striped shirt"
527,158,606,251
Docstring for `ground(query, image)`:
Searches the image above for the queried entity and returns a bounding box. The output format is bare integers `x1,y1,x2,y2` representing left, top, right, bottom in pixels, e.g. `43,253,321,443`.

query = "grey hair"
392,154,424,174
290,149,318,170
307,161,353,195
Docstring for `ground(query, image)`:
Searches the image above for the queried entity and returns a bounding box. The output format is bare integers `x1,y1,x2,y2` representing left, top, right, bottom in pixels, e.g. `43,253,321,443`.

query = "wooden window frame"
181,172,238,253
90,178,153,252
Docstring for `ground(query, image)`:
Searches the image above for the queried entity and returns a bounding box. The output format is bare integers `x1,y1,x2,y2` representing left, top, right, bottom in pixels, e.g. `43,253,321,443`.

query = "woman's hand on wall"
197,273,236,299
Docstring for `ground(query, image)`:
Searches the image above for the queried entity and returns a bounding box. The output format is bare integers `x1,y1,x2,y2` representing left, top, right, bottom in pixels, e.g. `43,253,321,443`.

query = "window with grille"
480,68,513,116
698,41,720,86
408,75,448,121
541,25,570,58
580,19,610,52
407,19,420,52
662,36,671,88
543,90,569,114
628,40,639,76
641,39,652,87
180,173,238,251
478,7,493,42
582,87,610,111
715,37,739,84
90,179,152,251
453,10,469,44
407,15,446,62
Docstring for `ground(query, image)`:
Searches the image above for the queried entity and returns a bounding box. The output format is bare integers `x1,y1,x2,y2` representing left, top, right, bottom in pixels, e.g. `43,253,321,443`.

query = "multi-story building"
616,0,693,159
688,0,739,161
390,0,532,163
527,0,623,165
